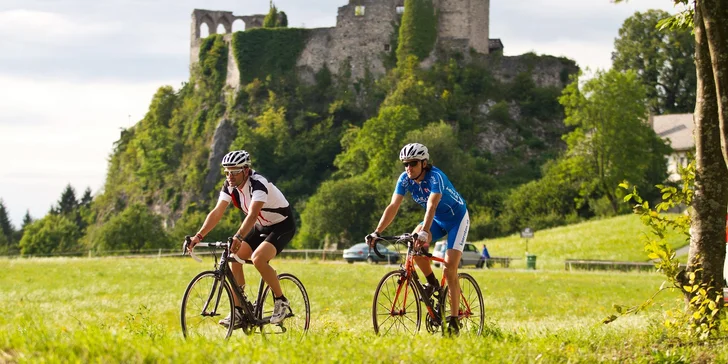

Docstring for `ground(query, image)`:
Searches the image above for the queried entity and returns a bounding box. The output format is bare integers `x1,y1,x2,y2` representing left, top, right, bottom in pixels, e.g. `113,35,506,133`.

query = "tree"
277,11,288,27
0,199,14,244
295,176,381,249
614,0,728,332
18,214,81,256
53,184,78,216
558,69,671,214
612,9,696,114
90,203,169,253
80,187,93,207
263,1,278,28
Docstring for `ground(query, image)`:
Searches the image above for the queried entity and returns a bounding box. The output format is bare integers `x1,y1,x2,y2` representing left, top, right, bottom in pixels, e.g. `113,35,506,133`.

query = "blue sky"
0,0,685,227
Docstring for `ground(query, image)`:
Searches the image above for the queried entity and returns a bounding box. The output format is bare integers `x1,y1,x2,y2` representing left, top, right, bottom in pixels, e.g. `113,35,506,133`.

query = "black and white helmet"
399,143,429,161
221,150,251,168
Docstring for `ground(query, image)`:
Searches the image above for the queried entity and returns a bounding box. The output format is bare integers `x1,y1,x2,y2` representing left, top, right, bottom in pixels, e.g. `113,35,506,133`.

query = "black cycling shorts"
242,206,296,255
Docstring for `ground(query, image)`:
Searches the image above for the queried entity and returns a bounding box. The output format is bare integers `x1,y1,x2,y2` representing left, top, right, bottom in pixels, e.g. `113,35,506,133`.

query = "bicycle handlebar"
183,236,247,264
369,233,420,259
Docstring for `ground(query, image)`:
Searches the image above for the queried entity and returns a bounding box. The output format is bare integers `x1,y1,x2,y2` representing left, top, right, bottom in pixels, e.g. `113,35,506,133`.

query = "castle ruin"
190,0,502,89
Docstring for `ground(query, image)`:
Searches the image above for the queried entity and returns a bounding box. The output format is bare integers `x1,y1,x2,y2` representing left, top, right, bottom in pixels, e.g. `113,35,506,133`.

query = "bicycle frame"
374,235,447,320
185,239,269,327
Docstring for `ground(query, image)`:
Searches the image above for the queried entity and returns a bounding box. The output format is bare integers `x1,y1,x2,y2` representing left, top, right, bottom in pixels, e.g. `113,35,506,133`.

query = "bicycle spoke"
181,272,234,339
259,274,310,342
372,271,421,335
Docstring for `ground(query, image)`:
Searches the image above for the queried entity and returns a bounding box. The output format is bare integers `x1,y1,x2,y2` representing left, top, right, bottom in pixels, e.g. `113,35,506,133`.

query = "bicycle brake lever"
371,239,386,259
189,248,203,263
230,253,246,264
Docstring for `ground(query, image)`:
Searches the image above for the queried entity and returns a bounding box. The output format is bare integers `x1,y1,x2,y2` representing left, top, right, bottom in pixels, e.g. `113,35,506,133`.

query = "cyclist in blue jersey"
366,143,469,336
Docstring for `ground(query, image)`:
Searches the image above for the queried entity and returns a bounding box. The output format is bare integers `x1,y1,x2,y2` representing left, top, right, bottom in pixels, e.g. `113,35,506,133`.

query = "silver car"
343,243,400,264
432,241,482,268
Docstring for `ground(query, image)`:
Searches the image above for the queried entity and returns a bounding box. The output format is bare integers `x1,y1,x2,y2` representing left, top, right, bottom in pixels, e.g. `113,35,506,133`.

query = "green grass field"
2,256,728,363
476,214,688,270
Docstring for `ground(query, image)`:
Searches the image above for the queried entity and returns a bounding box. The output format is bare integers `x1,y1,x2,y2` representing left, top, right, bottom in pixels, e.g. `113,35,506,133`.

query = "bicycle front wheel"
442,272,485,335
372,270,422,335
181,271,235,339
259,273,311,340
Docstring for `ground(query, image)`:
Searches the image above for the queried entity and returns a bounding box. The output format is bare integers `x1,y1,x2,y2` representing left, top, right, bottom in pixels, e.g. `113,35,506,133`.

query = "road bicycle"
180,236,310,340
370,233,484,336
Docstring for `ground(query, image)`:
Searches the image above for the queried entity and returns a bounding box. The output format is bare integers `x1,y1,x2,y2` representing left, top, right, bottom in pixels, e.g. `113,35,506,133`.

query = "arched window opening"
233,19,245,32
396,6,405,14
199,23,210,38
355,6,366,16
216,23,227,35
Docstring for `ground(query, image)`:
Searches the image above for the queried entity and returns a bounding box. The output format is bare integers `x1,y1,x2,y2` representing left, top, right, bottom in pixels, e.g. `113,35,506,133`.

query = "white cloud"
0,75,179,225
0,9,121,44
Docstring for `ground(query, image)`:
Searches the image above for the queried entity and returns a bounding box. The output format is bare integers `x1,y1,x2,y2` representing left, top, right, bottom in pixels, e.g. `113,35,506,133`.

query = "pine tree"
55,184,78,217
0,199,15,244
277,11,288,27
80,187,93,207
263,1,278,28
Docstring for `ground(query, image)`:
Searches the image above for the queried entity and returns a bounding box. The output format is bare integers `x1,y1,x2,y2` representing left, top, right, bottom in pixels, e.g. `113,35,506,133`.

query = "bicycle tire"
372,270,422,335
181,271,235,339
259,273,311,340
442,272,485,335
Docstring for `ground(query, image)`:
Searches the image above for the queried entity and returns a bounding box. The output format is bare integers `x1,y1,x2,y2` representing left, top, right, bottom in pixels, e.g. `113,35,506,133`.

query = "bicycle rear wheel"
259,273,311,341
442,272,485,335
181,271,235,339
372,270,422,335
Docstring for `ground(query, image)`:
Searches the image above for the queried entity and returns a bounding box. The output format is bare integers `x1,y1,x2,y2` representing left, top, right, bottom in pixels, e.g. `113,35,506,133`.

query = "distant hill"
475,213,687,270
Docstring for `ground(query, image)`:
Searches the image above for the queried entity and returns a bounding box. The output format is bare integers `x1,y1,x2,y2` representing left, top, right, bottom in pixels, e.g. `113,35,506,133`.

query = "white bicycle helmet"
221,150,251,168
399,143,429,161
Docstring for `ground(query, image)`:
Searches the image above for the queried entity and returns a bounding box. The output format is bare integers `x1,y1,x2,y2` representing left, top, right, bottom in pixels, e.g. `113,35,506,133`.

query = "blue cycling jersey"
394,166,467,221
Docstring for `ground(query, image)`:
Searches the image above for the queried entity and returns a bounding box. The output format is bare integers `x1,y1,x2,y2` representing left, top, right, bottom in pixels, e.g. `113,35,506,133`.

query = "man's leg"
231,242,253,306
251,242,281,297
444,249,462,317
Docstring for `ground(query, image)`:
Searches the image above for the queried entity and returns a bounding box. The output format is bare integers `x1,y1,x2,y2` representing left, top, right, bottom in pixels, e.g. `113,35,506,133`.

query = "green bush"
232,28,309,84
396,0,437,64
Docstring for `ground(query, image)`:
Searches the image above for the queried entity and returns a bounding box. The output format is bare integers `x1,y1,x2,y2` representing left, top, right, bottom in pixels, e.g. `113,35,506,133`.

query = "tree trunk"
686,3,728,313
698,0,728,167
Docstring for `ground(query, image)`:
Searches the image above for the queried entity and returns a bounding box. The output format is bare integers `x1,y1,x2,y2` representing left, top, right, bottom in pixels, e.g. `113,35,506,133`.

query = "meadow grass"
476,214,688,270
2,256,728,363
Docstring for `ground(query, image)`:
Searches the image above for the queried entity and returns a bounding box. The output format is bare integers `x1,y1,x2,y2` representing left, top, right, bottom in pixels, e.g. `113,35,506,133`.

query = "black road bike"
181,236,310,340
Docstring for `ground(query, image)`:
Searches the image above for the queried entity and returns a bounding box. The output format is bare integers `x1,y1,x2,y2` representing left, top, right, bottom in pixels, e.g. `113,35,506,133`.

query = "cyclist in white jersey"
186,150,295,327
366,143,470,336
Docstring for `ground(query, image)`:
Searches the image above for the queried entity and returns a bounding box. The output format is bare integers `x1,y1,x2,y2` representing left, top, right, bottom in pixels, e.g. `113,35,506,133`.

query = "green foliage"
232,28,309,84
277,11,288,28
89,203,169,253
559,69,671,215
294,176,381,249
0,199,15,247
612,9,696,114
18,214,81,255
198,35,228,93
612,162,725,340
334,105,422,183
51,184,78,216
263,2,288,28
396,0,437,64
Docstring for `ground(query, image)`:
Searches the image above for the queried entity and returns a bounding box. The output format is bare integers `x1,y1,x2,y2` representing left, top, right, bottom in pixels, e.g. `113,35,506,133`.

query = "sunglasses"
224,168,246,176
402,160,420,168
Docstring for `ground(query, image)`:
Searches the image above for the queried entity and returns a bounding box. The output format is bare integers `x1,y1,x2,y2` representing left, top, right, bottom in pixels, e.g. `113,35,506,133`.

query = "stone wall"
296,27,337,83
328,0,400,79
191,0,493,84
480,54,578,89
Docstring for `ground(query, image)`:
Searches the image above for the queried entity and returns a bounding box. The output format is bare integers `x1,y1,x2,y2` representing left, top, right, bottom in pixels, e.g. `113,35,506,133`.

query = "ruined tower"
436,0,490,55
189,1,499,84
